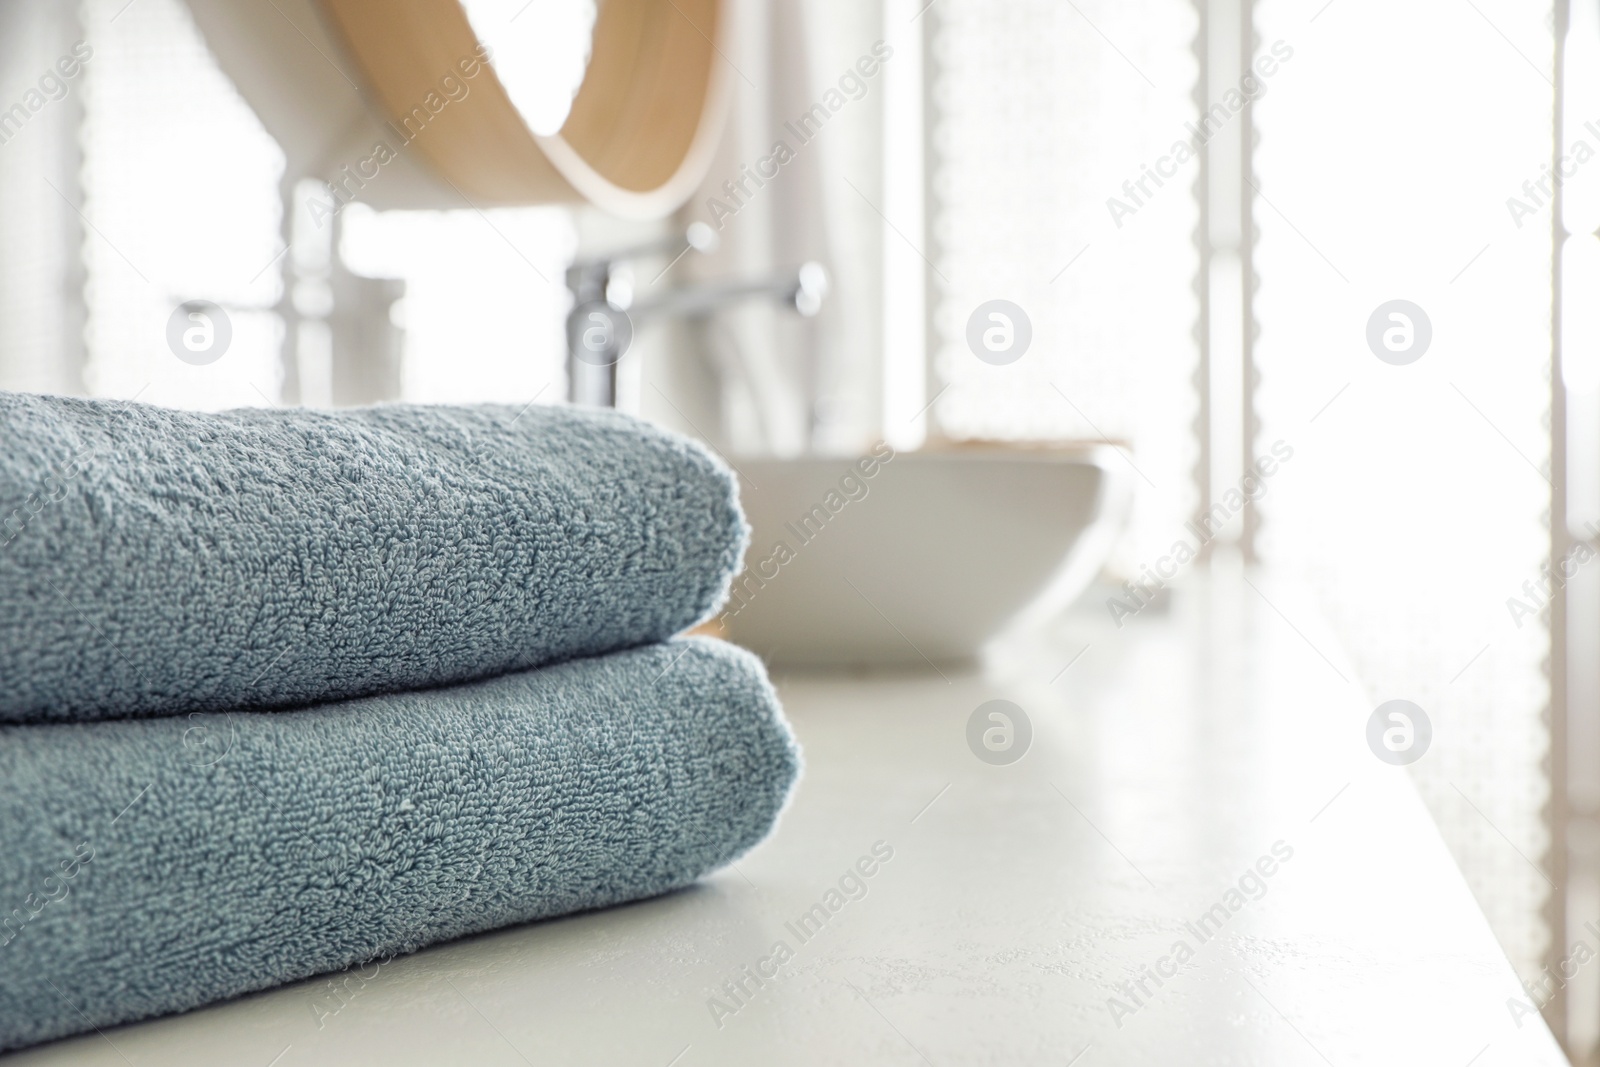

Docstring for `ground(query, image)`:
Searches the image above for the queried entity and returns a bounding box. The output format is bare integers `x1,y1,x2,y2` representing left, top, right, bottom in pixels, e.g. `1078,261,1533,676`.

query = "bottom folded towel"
0,637,799,1052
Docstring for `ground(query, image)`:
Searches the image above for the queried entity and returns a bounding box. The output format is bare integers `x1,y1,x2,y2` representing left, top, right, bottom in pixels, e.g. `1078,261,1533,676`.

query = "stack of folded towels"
0,391,800,1052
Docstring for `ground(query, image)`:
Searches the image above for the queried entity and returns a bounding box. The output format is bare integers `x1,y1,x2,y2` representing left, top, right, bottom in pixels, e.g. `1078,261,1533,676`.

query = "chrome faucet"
565,223,828,407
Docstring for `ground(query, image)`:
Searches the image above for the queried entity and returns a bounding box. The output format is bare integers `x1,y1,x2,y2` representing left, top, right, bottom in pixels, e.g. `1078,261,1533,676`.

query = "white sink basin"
718,445,1130,667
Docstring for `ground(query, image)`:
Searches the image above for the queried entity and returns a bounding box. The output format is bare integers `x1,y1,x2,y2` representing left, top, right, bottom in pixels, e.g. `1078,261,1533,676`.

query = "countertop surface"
8,575,1569,1065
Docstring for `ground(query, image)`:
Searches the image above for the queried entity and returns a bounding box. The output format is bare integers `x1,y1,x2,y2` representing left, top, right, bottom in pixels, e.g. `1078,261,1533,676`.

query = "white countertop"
8,575,1569,1065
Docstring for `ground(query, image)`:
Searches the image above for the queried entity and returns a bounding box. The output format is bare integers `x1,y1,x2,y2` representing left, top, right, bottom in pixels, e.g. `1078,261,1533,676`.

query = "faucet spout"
628,261,829,324
565,226,828,408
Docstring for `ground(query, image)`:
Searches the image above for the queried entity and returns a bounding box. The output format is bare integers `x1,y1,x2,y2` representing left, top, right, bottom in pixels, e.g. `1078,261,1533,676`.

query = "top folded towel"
0,392,747,723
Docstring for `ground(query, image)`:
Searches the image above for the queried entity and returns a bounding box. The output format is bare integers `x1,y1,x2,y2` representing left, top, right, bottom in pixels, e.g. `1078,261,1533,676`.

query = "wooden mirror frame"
315,0,730,218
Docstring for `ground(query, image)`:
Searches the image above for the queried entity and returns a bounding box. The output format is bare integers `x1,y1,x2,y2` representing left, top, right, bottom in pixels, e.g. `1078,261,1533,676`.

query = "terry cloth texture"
0,638,799,1052
0,391,748,722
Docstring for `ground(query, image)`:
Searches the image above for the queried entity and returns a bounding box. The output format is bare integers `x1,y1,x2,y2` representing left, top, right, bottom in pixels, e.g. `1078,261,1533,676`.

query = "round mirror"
186,0,732,220
317,0,733,218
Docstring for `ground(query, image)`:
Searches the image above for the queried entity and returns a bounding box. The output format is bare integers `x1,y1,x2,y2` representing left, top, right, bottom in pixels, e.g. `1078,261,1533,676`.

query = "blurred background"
0,0,1592,1057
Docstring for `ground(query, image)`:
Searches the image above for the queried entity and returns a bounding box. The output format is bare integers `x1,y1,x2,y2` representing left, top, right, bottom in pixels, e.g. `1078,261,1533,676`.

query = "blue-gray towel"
0,638,799,1052
0,391,747,722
